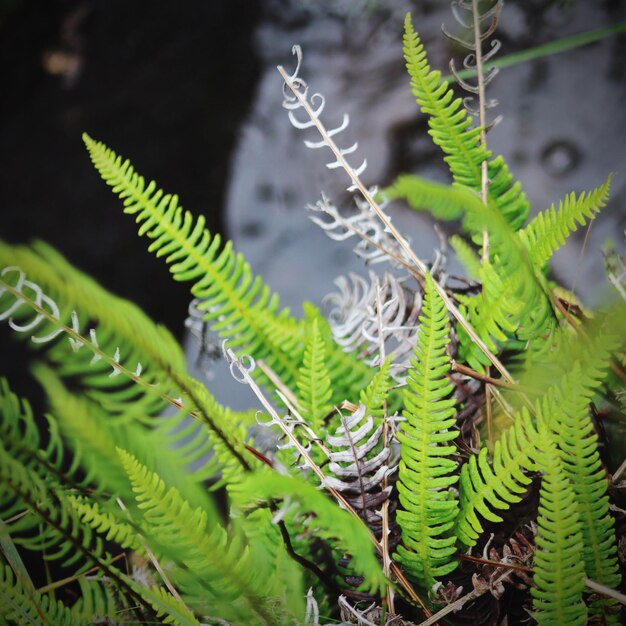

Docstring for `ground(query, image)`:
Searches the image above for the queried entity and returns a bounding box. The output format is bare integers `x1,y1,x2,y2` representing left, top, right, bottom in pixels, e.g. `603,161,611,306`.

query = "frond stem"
375,282,394,614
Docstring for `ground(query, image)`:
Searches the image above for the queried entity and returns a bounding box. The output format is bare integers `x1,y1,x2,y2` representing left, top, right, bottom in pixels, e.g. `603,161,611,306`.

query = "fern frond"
124,582,201,626
542,363,621,623
0,265,258,495
519,302,625,407
303,303,375,404
0,445,153,620
394,273,459,588
519,174,612,268
359,357,393,420
324,272,421,383
0,240,183,418
450,235,482,280
67,495,141,553
296,318,333,434
0,378,83,509
456,261,521,370
531,431,587,626
234,471,387,596
308,192,413,269
83,134,305,390
384,175,554,345
117,449,291,625
402,14,530,230
454,408,539,546
70,577,119,623
324,403,392,534
0,563,85,626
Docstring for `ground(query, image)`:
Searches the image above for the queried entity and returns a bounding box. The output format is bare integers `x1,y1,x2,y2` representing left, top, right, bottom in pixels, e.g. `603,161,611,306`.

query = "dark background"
0,0,262,398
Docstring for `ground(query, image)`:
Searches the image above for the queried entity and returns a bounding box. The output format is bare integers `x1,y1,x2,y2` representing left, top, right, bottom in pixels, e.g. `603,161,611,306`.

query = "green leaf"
394,274,459,588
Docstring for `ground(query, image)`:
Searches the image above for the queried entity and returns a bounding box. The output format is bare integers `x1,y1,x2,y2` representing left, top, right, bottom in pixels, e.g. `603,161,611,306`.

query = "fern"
0,444,154,621
454,408,539,546
401,13,530,231
519,174,612,269
1,8,625,625
117,448,298,625
0,239,183,419
542,363,621,623
394,274,459,589
324,403,392,537
358,356,393,419
385,174,555,354
233,471,387,596
296,318,333,435
82,134,308,391
532,431,587,626
0,563,85,626
449,235,482,280
124,583,201,626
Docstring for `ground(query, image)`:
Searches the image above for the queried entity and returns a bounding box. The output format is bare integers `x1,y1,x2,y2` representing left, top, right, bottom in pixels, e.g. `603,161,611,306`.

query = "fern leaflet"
532,431,587,626
296,318,333,435
519,175,612,269
454,408,539,546
394,274,459,588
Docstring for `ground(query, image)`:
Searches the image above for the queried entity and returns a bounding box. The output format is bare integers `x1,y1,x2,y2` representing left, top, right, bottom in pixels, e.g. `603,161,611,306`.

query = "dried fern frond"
324,403,395,533
444,0,504,133
280,45,368,193
308,192,413,269
324,272,421,384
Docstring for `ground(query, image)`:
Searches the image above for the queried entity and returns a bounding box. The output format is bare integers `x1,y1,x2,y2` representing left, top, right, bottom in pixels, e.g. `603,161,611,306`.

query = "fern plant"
1,3,625,625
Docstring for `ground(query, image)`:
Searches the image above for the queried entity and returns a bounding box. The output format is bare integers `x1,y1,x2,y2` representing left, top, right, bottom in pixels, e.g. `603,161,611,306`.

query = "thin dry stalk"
375,281,395,614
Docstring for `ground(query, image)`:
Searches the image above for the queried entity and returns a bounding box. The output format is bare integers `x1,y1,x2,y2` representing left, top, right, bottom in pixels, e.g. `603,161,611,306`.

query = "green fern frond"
0,445,152,619
0,261,256,497
169,373,259,491
67,495,141,553
70,577,119,623
394,274,459,588
296,318,333,434
83,134,305,390
234,471,386,596
117,448,289,625
519,302,625,407
384,174,554,346
0,378,76,507
0,240,183,419
124,582,201,626
456,262,521,370
402,14,530,230
0,563,85,626
542,364,621,623
33,364,224,508
304,303,375,404
519,174,612,268
359,356,392,419
532,431,587,626
455,408,539,546
450,235,481,280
